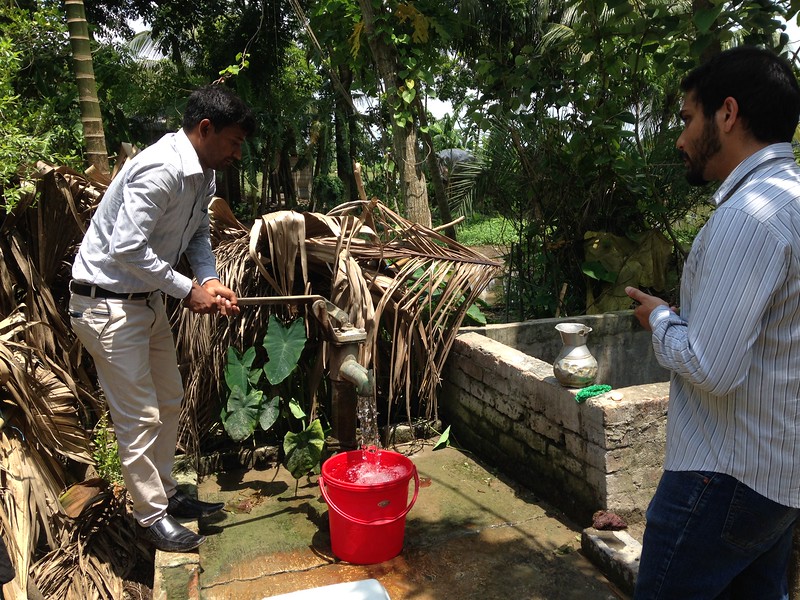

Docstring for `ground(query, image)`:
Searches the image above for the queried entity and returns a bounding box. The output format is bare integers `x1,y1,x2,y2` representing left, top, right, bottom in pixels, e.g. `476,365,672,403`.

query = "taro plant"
221,315,325,479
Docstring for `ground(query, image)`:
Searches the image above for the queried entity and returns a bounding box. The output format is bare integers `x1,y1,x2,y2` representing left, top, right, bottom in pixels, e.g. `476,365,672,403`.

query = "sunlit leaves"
263,315,307,386
284,419,325,479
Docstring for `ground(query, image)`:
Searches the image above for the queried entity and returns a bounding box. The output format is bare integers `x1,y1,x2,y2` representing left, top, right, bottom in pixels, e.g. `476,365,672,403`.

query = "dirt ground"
186,442,627,600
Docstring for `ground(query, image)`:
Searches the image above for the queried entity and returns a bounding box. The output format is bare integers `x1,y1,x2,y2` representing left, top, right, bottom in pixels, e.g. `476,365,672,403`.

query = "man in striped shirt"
626,46,800,599
70,85,254,553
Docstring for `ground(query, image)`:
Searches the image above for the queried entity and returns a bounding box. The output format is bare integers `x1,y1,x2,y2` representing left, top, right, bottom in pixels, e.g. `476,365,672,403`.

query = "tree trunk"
64,0,109,176
357,0,431,227
334,66,357,202
414,95,455,238
397,124,431,226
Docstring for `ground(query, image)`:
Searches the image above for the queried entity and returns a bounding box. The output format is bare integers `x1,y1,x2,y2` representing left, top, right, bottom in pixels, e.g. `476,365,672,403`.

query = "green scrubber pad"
574,384,612,404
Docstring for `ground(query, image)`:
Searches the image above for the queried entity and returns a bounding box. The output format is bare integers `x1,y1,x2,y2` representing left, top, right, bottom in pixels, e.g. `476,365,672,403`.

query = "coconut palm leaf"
175,197,501,453
30,481,142,600
0,164,132,600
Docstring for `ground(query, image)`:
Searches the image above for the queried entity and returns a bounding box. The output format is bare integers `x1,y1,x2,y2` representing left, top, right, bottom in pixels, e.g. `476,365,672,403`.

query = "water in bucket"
343,448,411,485
320,447,419,564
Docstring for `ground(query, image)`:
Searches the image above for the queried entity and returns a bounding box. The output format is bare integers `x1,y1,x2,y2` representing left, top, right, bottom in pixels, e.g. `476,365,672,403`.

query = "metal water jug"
553,323,598,388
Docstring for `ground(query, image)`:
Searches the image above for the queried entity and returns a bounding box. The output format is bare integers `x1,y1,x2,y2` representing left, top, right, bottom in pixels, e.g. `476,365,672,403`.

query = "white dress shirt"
72,129,219,299
649,143,800,507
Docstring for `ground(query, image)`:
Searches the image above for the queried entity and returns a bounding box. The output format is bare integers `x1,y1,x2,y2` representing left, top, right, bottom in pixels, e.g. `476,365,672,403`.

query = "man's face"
676,92,722,186
198,121,248,171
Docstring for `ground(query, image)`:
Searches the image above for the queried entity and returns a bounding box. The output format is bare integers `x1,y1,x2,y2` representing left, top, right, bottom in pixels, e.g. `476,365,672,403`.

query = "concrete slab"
581,528,641,594
177,443,628,600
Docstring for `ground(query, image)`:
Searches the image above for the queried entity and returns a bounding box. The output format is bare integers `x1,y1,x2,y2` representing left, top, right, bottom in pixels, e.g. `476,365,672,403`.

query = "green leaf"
433,425,451,450
288,398,306,419
259,395,281,431
263,316,307,385
283,419,325,479
581,261,618,283
223,385,263,442
401,88,416,104
465,303,487,325
224,346,260,392
693,6,723,33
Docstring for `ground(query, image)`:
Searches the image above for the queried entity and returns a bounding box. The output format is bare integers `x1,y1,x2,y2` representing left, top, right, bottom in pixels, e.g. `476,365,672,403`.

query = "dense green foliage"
2,0,799,317
456,215,516,247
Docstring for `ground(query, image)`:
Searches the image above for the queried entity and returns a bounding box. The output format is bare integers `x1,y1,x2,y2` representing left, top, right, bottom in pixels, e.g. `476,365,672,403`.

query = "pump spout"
339,356,374,397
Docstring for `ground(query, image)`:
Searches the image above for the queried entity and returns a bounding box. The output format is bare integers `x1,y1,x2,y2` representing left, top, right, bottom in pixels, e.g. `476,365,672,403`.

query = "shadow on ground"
189,442,627,600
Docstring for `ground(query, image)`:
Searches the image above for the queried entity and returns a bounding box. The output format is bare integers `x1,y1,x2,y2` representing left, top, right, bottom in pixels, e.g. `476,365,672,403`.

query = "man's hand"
184,280,240,316
202,279,240,316
625,286,668,331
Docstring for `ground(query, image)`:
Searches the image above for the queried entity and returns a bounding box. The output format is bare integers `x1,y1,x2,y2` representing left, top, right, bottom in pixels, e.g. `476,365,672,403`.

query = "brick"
547,444,584,477
494,395,523,421
511,421,547,455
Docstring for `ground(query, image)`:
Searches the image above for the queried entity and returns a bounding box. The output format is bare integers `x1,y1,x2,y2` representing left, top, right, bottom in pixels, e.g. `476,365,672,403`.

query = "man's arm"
630,209,787,395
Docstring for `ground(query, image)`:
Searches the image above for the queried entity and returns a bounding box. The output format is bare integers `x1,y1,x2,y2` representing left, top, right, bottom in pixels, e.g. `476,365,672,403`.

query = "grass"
456,214,516,246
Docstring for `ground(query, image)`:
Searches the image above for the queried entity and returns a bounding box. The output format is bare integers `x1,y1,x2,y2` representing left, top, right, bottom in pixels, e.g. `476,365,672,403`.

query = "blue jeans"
634,470,799,600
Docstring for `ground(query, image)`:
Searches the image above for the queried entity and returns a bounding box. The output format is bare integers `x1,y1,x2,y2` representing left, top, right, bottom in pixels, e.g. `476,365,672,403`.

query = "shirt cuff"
166,273,193,299
649,304,674,331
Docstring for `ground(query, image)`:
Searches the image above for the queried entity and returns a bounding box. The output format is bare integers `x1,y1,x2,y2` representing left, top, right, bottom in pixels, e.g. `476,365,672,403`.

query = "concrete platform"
154,443,633,600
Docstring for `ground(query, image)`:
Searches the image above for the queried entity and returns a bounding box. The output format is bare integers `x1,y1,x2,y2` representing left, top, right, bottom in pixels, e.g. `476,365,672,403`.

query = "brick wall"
441,329,669,525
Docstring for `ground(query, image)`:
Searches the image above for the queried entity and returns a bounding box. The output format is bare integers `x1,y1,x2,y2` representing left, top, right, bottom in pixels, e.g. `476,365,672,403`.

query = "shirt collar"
175,128,207,178
712,142,795,206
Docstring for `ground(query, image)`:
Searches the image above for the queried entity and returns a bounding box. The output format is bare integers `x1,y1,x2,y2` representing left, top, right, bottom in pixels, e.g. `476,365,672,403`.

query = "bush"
313,174,344,213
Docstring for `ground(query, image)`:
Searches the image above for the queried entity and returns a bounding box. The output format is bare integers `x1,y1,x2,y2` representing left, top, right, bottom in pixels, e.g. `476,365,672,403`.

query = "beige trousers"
70,292,183,527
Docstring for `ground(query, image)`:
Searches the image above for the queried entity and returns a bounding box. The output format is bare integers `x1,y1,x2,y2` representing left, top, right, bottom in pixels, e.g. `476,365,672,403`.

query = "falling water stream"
356,394,380,449
348,394,413,484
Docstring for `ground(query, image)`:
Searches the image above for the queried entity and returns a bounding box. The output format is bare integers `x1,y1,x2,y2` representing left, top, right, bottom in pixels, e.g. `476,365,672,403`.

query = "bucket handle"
319,465,420,527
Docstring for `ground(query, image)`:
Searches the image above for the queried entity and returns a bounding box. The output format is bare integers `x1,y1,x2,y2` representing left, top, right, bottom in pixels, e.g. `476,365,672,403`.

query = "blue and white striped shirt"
649,143,800,507
72,129,219,299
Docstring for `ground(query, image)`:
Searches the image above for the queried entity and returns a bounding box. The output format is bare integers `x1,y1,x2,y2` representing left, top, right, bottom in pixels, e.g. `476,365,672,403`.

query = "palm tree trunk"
357,0,432,227
64,0,109,176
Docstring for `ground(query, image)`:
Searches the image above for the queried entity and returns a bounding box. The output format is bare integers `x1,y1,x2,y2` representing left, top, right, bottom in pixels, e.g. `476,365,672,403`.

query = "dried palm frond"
175,197,501,452
29,480,144,600
0,165,123,600
0,310,91,463
0,426,67,599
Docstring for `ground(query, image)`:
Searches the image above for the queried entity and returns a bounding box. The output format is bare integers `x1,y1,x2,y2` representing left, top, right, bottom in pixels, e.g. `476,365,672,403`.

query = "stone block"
527,412,563,445
510,420,547,455
546,443,584,477
581,528,641,596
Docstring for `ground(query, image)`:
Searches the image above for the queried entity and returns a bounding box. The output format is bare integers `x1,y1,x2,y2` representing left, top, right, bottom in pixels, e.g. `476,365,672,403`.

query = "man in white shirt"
70,84,255,552
627,46,800,599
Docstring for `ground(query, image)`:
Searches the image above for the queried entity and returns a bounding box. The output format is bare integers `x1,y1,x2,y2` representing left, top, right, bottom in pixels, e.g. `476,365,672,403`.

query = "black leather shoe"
167,491,225,519
141,515,206,552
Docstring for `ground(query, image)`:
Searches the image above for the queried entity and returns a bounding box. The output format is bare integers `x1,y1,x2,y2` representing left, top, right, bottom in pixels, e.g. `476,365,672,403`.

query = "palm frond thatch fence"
176,198,502,455
0,163,500,598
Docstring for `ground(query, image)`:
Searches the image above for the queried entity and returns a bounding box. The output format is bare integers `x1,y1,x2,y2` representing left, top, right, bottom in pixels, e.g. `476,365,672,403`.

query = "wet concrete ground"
158,442,629,600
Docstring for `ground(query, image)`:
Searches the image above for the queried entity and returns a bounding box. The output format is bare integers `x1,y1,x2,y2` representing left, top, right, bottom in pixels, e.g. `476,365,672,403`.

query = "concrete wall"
460,310,670,389
441,312,669,525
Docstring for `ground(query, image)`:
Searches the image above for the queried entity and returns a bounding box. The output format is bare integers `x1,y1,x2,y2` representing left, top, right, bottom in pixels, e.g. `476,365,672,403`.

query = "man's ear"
718,96,739,133
198,118,213,138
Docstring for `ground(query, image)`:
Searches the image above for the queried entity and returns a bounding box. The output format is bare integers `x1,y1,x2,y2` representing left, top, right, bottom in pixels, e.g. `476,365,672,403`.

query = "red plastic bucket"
319,448,419,564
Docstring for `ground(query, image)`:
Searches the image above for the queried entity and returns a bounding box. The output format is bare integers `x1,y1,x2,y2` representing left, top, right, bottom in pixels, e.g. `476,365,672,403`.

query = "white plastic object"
261,579,391,600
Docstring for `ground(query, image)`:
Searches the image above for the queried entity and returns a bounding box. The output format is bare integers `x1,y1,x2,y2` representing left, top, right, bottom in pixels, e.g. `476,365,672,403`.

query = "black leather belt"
70,281,153,300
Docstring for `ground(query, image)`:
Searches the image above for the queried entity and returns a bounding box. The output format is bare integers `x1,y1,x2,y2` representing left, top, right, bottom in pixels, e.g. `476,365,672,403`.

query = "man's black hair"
680,46,800,143
183,84,256,136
